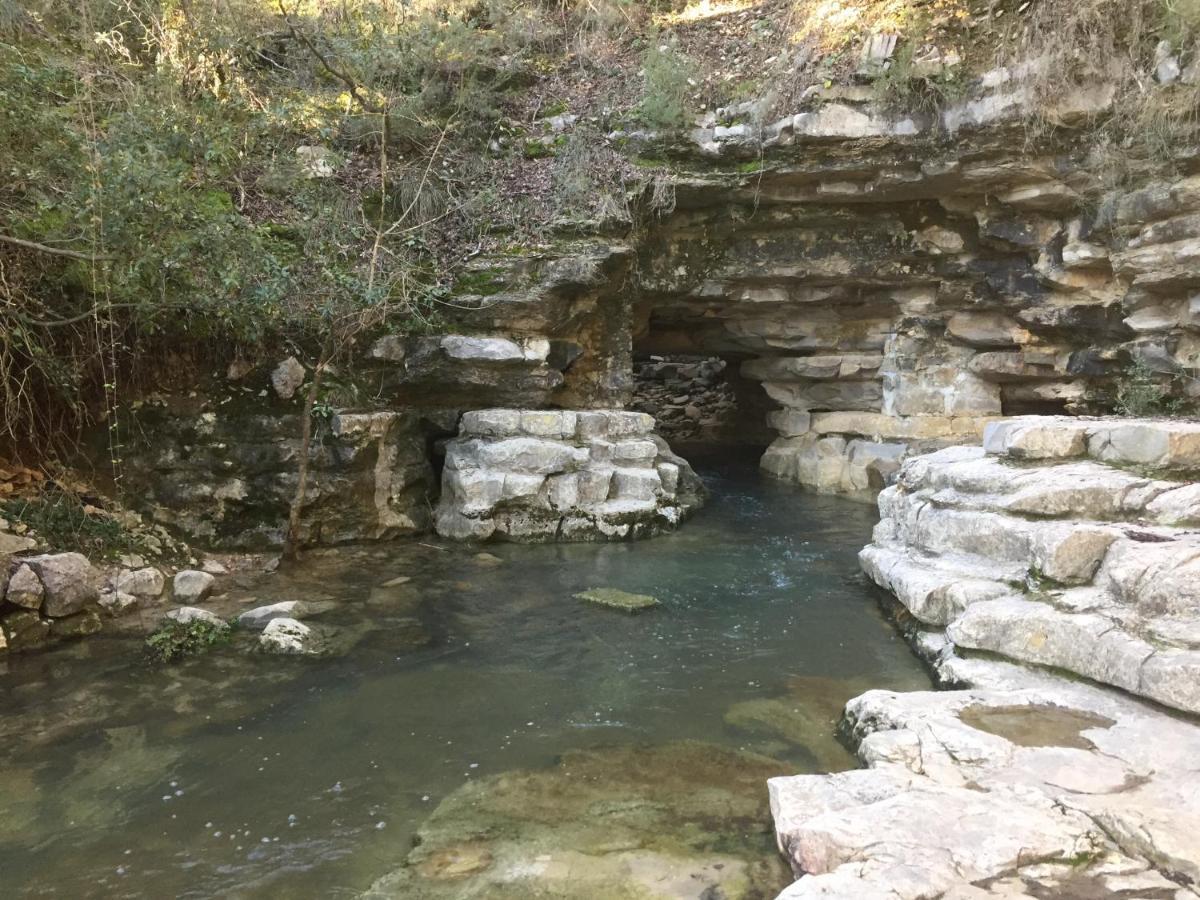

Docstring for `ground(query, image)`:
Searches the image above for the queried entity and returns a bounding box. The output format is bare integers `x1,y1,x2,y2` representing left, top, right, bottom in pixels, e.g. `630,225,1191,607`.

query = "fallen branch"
0,234,116,262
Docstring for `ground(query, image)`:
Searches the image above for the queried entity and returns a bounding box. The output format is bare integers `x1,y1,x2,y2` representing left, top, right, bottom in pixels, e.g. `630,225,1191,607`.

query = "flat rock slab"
574,588,659,612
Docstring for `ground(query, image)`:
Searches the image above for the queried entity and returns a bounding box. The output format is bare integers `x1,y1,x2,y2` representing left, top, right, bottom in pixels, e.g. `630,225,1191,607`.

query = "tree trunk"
283,361,325,561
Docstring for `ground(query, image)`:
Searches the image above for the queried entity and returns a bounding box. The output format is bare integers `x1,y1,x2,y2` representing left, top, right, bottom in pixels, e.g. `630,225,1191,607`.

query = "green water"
0,456,930,898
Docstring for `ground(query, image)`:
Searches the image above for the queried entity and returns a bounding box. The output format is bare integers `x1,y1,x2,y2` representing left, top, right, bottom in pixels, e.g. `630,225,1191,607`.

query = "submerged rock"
237,599,337,631
258,617,315,654
164,606,228,629
363,741,791,899
574,587,659,612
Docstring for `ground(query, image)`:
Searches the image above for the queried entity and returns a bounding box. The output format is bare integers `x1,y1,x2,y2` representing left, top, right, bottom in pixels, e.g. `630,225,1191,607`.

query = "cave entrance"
629,350,776,452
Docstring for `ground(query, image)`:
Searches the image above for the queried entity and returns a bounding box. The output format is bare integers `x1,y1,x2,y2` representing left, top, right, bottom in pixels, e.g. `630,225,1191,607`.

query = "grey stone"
116,567,165,599
6,564,43,610
164,606,227,629
173,570,216,603
270,356,305,399
23,553,101,617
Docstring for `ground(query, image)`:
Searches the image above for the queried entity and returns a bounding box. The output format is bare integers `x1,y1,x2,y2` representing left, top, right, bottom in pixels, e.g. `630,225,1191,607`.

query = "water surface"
0,455,930,898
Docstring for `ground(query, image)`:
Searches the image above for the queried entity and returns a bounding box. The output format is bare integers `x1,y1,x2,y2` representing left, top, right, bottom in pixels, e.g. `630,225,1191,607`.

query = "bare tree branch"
275,0,380,113
0,234,116,262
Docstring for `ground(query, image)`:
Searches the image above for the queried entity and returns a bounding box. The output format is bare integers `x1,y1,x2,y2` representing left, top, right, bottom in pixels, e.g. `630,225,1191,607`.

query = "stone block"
460,409,522,437
610,468,662,501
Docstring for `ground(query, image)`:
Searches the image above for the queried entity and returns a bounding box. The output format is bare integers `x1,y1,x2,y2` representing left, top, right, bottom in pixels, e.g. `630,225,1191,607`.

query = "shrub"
1,488,150,560
638,39,694,130
1114,358,1187,417
144,618,230,665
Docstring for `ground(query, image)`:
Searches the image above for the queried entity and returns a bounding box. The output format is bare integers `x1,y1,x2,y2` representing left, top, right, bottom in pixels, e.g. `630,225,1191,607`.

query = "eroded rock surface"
363,741,791,899
771,415,1200,899
435,409,705,541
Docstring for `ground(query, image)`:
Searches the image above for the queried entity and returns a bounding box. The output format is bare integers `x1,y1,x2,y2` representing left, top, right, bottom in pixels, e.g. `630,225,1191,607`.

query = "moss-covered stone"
364,741,792,899
574,587,660,611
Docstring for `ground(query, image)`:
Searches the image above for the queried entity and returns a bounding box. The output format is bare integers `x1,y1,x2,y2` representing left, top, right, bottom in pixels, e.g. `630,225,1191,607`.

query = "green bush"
638,39,694,130
1114,358,1187,417
1,489,150,560
144,618,230,665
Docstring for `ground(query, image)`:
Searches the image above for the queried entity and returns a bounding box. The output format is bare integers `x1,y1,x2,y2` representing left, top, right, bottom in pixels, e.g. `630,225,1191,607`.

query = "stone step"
984,415,1200,471
947,595,1200,715
771,670,1200,898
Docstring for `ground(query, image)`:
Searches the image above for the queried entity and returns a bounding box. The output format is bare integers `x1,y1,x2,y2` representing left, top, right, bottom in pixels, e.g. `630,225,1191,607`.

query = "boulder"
116,567,166,600
259,617,317,654
270,356,306,399
6,563,44,610
173,570,215,603
22,553,101,617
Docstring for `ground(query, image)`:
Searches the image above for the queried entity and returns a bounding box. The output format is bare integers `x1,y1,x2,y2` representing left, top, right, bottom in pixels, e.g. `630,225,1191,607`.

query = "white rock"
270,356,306,400
173,569,216,603
259,617,314,654
6,563,44,610
116,567,166,599
164,606,227,628
22,552,100,617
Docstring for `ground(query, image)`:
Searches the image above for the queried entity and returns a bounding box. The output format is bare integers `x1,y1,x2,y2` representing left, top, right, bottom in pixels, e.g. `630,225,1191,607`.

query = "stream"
0,452,931,898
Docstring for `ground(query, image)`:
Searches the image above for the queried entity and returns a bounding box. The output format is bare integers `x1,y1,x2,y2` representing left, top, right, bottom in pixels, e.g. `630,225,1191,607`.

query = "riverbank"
772,416,1200,899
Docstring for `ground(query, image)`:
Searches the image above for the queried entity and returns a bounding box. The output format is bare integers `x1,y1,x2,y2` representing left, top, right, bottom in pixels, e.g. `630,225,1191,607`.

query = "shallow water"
0,455,930,898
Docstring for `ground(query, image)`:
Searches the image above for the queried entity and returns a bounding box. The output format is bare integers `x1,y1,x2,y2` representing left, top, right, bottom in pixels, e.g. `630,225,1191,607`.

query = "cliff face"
119,63,1200,545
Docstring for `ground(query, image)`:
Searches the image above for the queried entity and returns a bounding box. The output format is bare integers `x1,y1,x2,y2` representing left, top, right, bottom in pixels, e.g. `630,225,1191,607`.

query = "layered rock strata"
770,415,1200,899
434,408,704,541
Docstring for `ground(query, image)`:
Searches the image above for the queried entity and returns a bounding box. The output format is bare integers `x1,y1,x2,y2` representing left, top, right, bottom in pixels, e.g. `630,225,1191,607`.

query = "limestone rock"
237,599,337,631
172,569,215,603
270,356,305,400
258,617,316,654
862,416,1200,717
163,606,227,629
115,567,165,600
435,408,704,542
22,553,101,617
574,587,659,611
6,563,44,610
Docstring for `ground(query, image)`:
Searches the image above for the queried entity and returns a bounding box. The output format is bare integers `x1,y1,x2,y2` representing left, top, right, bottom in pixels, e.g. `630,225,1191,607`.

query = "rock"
270,356,305,400
52,608,102,639
6,563,44,610
115,567,165,600
98,589,138,615
236,599,336,631
435,408,704,542
2,609,50,651
363,742,791,899
22,553,100,617
164,606,227,629
258,617,315,654
173,569,215,603
1154,40,1181,85
295,145,335,178
574,587,659,612
0,532,36,555
201,559,229,575
862,416,1200,718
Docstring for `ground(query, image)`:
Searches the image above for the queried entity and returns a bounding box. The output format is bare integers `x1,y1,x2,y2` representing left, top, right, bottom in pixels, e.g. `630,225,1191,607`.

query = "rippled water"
0,453,930,898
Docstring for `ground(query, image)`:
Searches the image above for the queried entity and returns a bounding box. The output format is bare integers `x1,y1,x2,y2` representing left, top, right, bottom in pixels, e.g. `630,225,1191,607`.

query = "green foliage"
871,40,968,114
143,618,230,665
1114,358,1187,417
1,489,150,560
638,39,694,130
